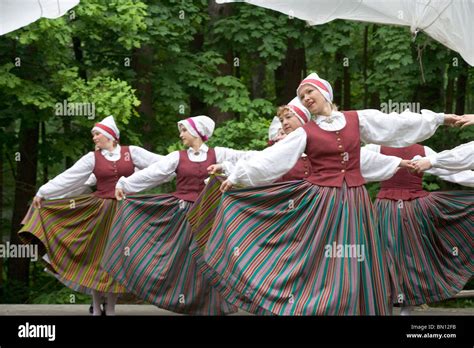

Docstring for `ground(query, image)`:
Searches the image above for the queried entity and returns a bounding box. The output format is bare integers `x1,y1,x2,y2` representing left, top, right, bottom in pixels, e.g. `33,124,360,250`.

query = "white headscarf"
297,72,333,103
177,115,215,141
268,116,282,141
288,97,311,124
91,115,120,140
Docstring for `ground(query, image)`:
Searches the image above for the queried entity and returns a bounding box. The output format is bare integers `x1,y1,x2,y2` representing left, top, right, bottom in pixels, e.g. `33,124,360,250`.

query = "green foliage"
208,115,270,151
73,0,149,50
54,68,141,124
27,263,90,304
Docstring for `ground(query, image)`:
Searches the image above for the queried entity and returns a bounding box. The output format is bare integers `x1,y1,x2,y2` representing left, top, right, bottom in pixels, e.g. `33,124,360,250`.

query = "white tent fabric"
0,0,79,35
216,0,474,66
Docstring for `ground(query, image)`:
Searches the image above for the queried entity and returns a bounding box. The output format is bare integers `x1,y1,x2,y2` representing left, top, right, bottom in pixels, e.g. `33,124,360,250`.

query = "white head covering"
268,116,282,141
91,115,120,141
296,72,333,103
287,97,311,124
177,115,215,141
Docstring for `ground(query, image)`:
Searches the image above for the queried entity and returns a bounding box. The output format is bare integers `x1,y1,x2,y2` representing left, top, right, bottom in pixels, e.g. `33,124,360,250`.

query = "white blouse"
223,150,403,184
37,145,166,199
365,144,474,187
424,141,474,171
116,144,256,193
228,109,445,186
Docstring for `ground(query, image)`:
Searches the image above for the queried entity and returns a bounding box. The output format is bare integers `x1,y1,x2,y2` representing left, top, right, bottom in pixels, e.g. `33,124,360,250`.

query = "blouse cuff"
427,155,438,167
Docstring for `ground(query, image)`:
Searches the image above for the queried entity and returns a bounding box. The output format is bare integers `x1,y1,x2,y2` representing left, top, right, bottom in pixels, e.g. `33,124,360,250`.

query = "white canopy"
216,0,474,66
0,0,79,36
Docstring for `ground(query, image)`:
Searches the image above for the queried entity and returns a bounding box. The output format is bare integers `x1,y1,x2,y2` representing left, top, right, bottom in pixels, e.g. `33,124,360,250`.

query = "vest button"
340,152,345,156
341,161,345,164
336,131,340,135
336,138,341,141
341,169,345,173
338,145,343,149
304,171,308,175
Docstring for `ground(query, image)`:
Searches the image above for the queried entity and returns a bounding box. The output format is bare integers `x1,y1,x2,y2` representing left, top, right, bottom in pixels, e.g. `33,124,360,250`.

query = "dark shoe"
89,304,93,314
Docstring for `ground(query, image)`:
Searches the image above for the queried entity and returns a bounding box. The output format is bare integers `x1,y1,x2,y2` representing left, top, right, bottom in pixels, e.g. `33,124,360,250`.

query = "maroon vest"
93,146,135,199
276,156,312,182
173,148,217,202
377,144,429,200
303,111,365,187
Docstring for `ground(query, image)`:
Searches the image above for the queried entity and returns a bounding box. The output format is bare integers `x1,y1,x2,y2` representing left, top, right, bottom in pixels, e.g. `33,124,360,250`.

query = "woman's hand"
399,160,415,170
207,164,223,175
32,196,43,209
443,114,462,126
220,179,234,193
454,114,474,128
412,158,433,173
115,188,126,201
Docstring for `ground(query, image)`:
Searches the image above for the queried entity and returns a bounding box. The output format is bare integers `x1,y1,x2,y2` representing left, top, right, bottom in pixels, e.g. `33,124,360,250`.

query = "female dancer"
103,115,254,315
19,116,165,315
188,97,416,314
201,73,462,315
366,144,473,315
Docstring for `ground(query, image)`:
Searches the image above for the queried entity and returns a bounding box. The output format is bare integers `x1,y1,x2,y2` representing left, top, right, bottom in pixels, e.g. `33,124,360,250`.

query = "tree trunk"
7,114,40,302
189,33,207,116
369,92,380,109
208,0,235,124
275,40,305,106
455,59,468,115
41,121,48,183
334,52,343,107
62,119,73,168
132,45,154,150
343,63,351,110
63,36,88,168
251,59,266,99
363,25,369,108
445,62,454,114
72,37,87,80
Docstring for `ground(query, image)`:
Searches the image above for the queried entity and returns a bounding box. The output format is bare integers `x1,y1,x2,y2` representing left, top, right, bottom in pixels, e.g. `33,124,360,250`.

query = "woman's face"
279,110,303,134
179,125,197,147
274,128,287,142
92,131,114,149
298,84,329,115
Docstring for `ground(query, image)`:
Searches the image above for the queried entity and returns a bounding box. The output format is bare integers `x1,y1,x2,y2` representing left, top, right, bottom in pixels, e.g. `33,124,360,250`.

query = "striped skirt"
102,194,238,315
19,194,127,294
188,175,273,315
375,191,474,306
202,180,392,315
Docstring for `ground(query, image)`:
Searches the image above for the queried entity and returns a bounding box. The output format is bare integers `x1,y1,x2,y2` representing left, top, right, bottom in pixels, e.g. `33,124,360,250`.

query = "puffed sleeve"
37,152,95,199
360,146,402,182
426,141,474,171
129,145,165,170
415,146,474,187
215,147,259,165
358,109,445,147
215,148,259,176
116,151,179,193
227,128,307,186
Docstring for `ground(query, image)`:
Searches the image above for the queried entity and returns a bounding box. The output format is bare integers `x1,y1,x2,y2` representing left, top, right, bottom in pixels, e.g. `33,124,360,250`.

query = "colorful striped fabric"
102,194,238,315
188,175,274,315
375,191,474,306
188,175,226,251
19,194,127,294
202,180,392,315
